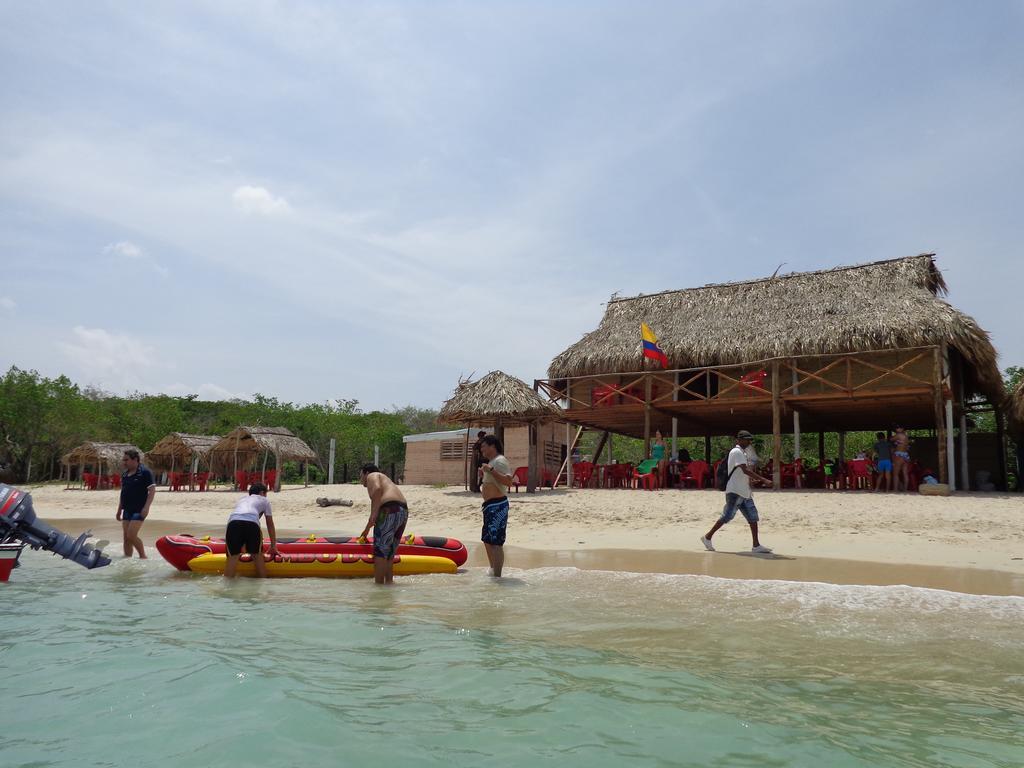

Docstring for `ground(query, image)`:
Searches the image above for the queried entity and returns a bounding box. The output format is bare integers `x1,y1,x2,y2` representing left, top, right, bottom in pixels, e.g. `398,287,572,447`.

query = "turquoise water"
2,552,1023,768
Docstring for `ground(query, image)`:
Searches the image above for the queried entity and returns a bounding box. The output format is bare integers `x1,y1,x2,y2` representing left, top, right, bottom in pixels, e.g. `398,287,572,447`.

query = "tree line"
0,366,444,484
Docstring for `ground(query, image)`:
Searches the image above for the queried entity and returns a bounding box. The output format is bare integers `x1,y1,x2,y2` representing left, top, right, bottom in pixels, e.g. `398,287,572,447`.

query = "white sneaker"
700,536,715,552
751,544,773,554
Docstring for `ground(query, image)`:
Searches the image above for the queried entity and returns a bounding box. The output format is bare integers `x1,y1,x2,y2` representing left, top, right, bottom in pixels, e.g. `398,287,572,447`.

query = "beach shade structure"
145,433,220,490
62,442,144,490
539,253,1003,489
438,370,564,493
208,426,318,492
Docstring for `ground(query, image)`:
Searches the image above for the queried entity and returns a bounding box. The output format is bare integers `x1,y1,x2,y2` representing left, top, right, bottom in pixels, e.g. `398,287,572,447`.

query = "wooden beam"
933,346,948,484
527,422,537,493
643,376,652,458
593,431,610,465
771,361,782,490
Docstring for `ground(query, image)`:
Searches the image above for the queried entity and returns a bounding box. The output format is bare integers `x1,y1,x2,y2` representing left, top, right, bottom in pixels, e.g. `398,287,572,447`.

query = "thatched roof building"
63,442,144,468
548,254,1001,401
439,371,563,427
145,433,220,472
62,442,144,487
439,371,564,492
208,426,318,491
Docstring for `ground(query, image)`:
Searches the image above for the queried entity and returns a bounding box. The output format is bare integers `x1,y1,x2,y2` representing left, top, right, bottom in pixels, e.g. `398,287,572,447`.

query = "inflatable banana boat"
156,533,467,574
186,551,457,578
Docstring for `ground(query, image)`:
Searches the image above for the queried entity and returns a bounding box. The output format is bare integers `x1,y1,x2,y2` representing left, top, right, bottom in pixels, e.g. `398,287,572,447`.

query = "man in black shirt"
116,449,155,558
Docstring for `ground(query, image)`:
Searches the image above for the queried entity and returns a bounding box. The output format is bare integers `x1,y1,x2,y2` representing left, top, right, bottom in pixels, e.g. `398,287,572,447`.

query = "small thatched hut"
145,433,220,473
62,442,144,488
438,371,564,492
208,426,318,491
541,254,1003,488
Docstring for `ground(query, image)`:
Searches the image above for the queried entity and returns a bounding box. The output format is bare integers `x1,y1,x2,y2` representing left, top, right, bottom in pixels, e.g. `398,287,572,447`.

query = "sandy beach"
22,482,1024,596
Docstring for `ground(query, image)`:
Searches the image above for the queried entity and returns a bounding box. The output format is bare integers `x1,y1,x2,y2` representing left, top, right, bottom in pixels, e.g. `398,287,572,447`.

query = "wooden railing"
536,346,938,410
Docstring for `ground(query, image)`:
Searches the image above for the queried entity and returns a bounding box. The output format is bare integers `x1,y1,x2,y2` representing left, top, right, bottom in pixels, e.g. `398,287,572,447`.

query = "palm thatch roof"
439,371,564,426
62,442,144,467
208,426,317,472
548,254,1002,399
145,433,220,471
1008,379,1024,441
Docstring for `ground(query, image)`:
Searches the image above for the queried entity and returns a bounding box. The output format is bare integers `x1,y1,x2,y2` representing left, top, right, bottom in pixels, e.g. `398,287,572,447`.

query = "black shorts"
225,520,262,556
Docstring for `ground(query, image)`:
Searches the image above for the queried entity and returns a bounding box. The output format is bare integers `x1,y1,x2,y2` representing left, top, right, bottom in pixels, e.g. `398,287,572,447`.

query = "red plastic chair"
682,460,711,489
591,385,618,407
109,474,121,488
781,459,804,489
572,462,594,488
194,472,210,491
262,469,277,490
234,471,249,490
739,369,768,397
82,472,99,490
512,467,529,493
845,460,872,490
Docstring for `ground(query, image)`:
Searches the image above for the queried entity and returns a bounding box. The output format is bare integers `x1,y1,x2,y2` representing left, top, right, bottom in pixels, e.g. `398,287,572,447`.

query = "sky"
1,1,1022,411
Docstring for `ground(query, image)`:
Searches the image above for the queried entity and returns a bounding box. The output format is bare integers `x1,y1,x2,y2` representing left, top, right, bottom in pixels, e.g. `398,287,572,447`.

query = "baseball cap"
736,430,754,440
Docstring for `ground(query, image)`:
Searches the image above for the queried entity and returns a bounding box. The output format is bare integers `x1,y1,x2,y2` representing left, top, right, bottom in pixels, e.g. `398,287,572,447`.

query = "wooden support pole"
818,431,825,465
328,438,336,485
771,361,782,489
565,421,573,487
527,423,538,493
704,435,711,464
671,371,678,459
463,428,470,491
791,365,801,459
943,345,956,490
838,432,846,463
933,346,948,484
956,353,968,491
643,376,652,458
593,431,610,467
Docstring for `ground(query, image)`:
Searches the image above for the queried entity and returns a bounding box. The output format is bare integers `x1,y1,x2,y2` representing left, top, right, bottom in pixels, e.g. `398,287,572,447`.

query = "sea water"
2,552,1023,768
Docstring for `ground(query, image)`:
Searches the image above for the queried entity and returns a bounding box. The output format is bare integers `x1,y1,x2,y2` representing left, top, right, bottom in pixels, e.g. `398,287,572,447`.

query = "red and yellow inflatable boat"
156,533,467,576
186,551,456,578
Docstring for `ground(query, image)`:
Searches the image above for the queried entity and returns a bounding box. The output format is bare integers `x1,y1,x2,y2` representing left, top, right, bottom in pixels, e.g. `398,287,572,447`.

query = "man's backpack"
715,458,740,491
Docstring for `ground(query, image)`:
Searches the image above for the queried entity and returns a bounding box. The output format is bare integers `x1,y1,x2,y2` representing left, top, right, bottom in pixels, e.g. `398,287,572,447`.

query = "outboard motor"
0,483,111,576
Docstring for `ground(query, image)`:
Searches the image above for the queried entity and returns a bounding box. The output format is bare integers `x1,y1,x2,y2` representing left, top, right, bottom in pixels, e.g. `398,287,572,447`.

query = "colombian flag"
641,322,669,368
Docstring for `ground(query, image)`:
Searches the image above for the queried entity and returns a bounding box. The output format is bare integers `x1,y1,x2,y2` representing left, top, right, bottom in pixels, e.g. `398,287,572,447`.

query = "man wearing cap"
701,430,774,554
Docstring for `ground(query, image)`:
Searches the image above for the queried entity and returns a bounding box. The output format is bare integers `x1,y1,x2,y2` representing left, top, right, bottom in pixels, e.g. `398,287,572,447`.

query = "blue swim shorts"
122,511,145,522
876,459,893,472
719,493,759,524
373,502,409,560
481,497,509,546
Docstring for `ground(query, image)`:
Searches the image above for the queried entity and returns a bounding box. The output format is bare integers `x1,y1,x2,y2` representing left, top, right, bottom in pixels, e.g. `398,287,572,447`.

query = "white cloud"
56,326,163,391
103,240,143,258
0,296,15,313
232,185,291,216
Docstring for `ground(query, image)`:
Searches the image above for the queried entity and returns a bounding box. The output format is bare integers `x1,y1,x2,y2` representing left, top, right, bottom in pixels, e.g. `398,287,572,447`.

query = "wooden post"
955,354,969,491
959,413,969,492
328,438,336,484
818,432,825,465
495,418,504,449
994,406,1009,491
643,376,652,458
771,360,782,489
274,450,282,492
565,421,573,487
592,431,609,458
527,422,538,493
463,428,470,491
261,449,269,483
943,345,956,490
933,346,948,484
607,432,614,464
792,365,801,459
671,371,678,460
304,461,309,488
838,432,846,462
